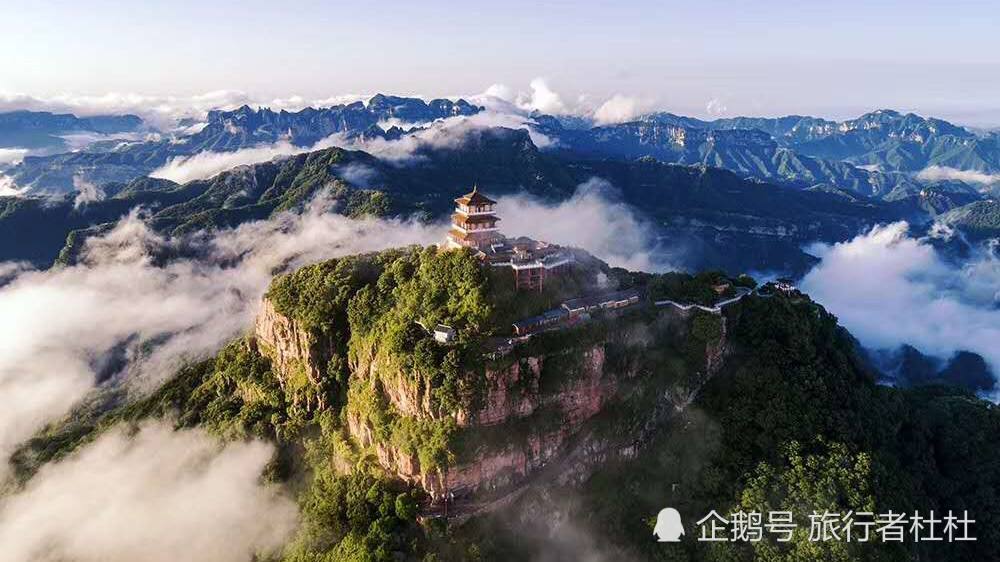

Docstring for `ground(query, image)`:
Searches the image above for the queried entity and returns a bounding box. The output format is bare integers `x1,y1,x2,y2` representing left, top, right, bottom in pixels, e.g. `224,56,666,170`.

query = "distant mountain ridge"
0,131,907,274
3,95,482,192
636,109,998,174
542,108,999,198
0,110,143,152
3,97,995,247
196,94,481,148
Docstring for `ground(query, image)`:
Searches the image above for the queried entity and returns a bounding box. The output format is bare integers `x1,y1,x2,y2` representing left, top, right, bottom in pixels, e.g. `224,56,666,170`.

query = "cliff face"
393,345,614,497
255,298,328,392
255,294,730,501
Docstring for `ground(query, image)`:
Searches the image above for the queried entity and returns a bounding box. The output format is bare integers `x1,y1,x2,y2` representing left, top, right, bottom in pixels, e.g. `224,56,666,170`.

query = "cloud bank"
72,174,105,208
0,148,29,165
151,105,557,183
149,135,343,183
593,95,651,125
0,421,297,562
336,162,380,187
0,194,440,475
334,110,555,166
481,80,652,126
917,165,1000,187
0,173,22,196
801,222,1000,374
518,78,569,115
496,178,679,272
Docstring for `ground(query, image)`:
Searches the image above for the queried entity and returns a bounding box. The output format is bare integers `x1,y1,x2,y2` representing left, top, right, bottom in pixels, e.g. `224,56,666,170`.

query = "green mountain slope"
938,199,1000,241
9,249,999,562
3,131,905,274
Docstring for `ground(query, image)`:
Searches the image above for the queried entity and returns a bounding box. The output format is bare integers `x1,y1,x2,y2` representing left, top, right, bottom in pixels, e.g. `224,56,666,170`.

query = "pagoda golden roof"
454,185,496,206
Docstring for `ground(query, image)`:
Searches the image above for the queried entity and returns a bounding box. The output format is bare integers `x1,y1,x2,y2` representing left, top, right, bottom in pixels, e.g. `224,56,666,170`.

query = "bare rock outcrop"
254,297,326,387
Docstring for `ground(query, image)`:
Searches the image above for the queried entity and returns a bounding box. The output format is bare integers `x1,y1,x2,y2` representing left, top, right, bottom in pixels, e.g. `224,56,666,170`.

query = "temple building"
443,186,574,291
445,186,503,251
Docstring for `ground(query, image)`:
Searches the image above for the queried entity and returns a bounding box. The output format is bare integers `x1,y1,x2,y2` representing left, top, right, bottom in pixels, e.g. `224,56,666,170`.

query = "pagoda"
445,186,503,251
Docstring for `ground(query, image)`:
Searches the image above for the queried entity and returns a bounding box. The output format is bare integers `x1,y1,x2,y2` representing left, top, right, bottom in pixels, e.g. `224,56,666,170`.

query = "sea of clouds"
0,422,298,562
0,182,670,559
916,165,1000,188
496,177,681,273
801,222,1000,376
145,100,564,184
0,194,445,559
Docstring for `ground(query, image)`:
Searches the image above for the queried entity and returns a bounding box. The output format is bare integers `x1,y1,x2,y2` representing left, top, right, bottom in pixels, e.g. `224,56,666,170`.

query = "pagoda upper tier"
446,186,503,250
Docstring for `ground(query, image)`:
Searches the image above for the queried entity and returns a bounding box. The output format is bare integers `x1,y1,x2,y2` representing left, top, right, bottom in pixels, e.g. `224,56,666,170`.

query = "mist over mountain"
2,93,994,274
0,110,143,154
1,96,481,193
3,94,997,205
541,108,1000,199
5,0,1000,557
1,90,998,562
0,137,911,277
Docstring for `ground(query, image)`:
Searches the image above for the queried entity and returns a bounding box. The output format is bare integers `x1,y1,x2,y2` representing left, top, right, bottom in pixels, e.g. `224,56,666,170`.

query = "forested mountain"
0,132,906,274
640,109,999,173
1,97,993,275
938,199,1000,241
543,109,999,197
3,96,481,193
6,99,996,201
12,248,999,562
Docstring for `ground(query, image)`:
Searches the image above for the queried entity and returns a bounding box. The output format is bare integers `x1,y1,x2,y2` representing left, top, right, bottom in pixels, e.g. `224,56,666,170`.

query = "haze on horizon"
2,0,1000,126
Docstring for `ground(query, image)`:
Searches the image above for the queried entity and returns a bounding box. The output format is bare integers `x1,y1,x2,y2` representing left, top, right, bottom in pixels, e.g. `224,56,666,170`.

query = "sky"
2,0,1000,125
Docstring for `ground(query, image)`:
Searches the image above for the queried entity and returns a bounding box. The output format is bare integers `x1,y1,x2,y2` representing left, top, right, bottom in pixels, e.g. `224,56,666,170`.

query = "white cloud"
0,173,23,196
149,134,342,183
333,110,554,166
375,117,427,131
0,194,441,476
59,131,149,152
336,162,380,187
482,83,515,102
517,78,569,115
593,94,650,125
0,148,29,165
150,142,300,183
495,178,681,272
801,222,1000,374
705,98,728,117
0,421,297,562
72,174,105,208
916,165,1000,187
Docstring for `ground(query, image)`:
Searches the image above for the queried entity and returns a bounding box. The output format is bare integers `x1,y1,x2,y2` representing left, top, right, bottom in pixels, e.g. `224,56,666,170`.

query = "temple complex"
444,186,574,290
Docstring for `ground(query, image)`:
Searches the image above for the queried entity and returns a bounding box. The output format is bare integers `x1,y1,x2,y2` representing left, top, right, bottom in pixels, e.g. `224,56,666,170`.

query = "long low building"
562,288,641,315
512,308,569,336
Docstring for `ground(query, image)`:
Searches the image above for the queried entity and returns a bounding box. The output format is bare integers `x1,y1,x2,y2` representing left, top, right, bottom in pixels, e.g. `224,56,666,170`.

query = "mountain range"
1,95,996,275
2,95,481,192
541,109,999,199
4,98,998,202
2,133,908,276
0,110,143,153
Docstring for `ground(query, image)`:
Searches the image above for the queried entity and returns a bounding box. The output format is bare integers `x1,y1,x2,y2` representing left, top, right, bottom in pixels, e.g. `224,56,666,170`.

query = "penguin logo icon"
653,507,685,542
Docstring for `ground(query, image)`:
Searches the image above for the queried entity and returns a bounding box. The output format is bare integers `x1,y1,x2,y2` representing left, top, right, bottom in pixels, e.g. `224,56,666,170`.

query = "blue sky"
3,0,999,124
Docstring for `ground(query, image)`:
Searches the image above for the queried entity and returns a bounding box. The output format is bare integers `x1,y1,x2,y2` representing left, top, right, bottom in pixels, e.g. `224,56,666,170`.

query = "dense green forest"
2,133,906,276
453,291,1000,561
9,248,1000,562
